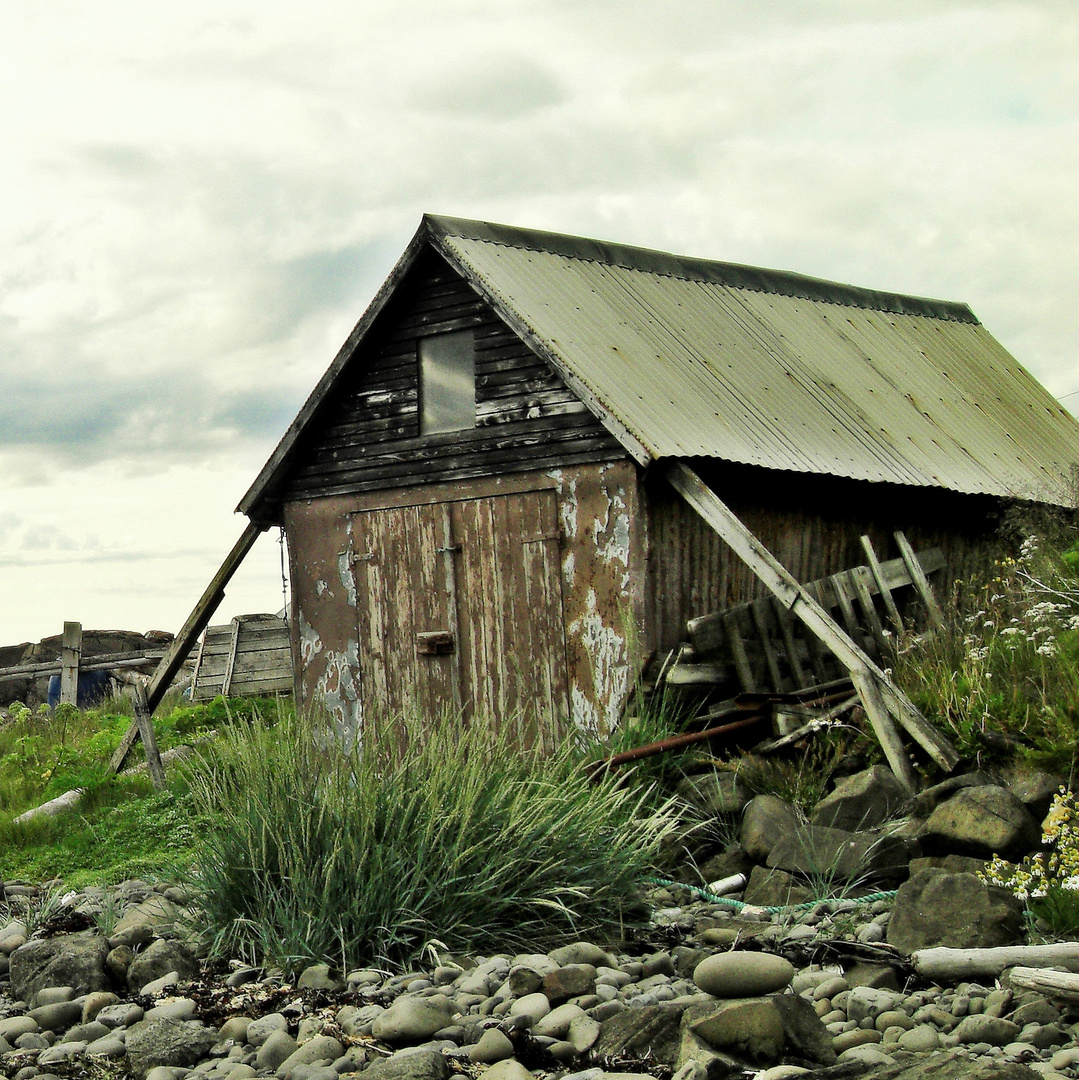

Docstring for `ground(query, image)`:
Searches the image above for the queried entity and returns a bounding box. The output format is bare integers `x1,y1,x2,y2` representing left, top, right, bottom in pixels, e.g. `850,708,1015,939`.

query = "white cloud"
1,0,1078,642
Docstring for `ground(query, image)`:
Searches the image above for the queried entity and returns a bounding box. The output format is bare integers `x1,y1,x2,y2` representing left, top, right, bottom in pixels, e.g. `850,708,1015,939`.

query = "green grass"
183,706,678,972
0,694,286,886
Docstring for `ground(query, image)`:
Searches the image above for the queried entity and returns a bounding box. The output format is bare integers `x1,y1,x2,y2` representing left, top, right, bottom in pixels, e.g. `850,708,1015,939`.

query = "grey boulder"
125,1017,217,1079
887,868,1024,952
9,931,110,1002
741,796,802,863
923,785,1041,861
364,1049,450,1080
127,938,200,993
810,766,909,831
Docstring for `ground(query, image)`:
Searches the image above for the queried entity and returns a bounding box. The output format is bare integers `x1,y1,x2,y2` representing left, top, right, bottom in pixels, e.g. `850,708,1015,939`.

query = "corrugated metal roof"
431,218,1079,505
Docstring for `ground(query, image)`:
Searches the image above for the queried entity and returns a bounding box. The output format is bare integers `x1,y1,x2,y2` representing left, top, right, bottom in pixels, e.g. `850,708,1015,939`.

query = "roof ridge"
426,214,979,325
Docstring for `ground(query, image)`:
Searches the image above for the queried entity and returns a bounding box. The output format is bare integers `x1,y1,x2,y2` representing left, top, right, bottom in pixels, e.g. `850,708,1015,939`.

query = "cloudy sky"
1,0,1077,646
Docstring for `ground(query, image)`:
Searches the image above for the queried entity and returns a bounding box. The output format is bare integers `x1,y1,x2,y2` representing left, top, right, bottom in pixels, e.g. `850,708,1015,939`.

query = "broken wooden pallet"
191,613,293,701
675,540,944,696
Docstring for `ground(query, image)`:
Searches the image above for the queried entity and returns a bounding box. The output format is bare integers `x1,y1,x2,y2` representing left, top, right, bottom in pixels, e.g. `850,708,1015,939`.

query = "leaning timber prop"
107,520,267,780
664,462,959,792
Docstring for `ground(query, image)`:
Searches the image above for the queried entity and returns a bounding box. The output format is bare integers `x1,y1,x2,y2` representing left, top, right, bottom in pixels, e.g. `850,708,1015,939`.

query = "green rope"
645,875,897,915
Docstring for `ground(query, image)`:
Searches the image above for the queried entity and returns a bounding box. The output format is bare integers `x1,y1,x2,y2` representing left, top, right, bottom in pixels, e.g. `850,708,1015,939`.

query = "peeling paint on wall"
568,587,630,735
337,551,358,608
315,579,329,597
298,610,323,667
317,638,363,748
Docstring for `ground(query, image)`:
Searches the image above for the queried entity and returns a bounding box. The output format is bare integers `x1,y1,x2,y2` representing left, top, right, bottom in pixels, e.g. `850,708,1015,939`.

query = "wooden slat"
772,598,810,688
861,534,903,629
895,529,945,629
850,565,889,653
723,612,757,693
750,602,784,692
665,462,958,783
221,618,242,698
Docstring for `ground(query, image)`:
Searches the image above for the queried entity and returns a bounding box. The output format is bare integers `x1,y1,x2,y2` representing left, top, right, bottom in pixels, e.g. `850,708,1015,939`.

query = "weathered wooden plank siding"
282,249,624,500
644,462,1003,655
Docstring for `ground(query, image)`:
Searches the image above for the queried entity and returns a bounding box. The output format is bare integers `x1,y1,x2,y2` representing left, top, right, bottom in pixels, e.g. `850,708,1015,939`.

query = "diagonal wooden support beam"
108,520,268,776
665,462,959,785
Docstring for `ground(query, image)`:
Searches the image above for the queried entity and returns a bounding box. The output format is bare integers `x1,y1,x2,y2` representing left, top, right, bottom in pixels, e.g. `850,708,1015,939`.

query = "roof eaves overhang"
237,221,437,523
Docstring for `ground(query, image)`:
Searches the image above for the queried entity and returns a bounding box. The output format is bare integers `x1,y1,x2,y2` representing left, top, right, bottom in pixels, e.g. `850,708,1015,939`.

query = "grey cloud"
407,54,566,120
0,362,305,462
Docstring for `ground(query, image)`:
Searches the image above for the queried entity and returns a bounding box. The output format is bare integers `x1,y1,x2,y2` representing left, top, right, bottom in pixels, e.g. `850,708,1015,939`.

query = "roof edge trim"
237,221,435,520
424,214,979,324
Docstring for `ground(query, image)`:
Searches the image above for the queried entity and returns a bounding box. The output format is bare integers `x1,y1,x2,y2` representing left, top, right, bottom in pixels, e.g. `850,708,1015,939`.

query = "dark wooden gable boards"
282,246,626,501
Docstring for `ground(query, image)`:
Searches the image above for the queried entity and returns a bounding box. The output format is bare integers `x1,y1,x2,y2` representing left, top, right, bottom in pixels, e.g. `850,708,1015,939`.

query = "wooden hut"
238,216,1079,741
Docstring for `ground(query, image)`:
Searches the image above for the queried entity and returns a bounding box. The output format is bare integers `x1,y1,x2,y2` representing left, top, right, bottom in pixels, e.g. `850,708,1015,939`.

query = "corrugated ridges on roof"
428,216,1079,506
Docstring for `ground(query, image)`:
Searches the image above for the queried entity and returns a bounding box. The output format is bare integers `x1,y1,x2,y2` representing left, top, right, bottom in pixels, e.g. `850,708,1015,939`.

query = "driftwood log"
1008,966,1079,1004
912,943,1079,981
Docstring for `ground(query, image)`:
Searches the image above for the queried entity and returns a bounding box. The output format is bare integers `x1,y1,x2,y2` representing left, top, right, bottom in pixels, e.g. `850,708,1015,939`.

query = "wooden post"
664,462,959,781
133,682,167,790
60,621,82,706
108,520,267,776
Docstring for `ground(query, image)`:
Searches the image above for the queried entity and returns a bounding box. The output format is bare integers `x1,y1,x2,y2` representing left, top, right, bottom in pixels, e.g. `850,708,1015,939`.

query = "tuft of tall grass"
182,707,677,972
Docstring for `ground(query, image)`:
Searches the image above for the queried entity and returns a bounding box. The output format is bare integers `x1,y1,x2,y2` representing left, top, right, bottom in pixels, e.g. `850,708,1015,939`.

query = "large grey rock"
688,997,786,1065
363,1049,450,1080
741,796,802,863
923,785,1041,860
766,826,912,883
9,931,110,1002
548,941,616,967
810,766,909,831
256,1028,298,1071
275,1034,345,1078
1005,768,1066,822
469,1028,515,1063
771,994,836,1066
371,995,454,1043
125,1017,217,1079
693,952,794,998
908,772,995,818
594,1003,686,1065
676,770,750,816
887,868,1024,952
954,1015,1022,1046
742,866,811,908
28,1000,82,1032
127,938,200,992
542,963,596,1003
818,1051,1039,1080
109,896,179,949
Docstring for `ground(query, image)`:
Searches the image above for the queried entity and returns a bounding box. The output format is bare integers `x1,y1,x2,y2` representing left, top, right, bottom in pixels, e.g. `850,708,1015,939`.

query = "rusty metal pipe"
586,713,767,777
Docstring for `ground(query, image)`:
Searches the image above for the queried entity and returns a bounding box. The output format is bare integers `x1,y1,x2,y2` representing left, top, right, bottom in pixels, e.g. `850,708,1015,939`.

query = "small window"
419,329,475,435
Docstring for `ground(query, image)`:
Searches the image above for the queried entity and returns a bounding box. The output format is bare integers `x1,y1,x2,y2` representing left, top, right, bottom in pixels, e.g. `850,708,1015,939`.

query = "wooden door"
452,489,569,744
350,489,569,737
351,502,460,719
